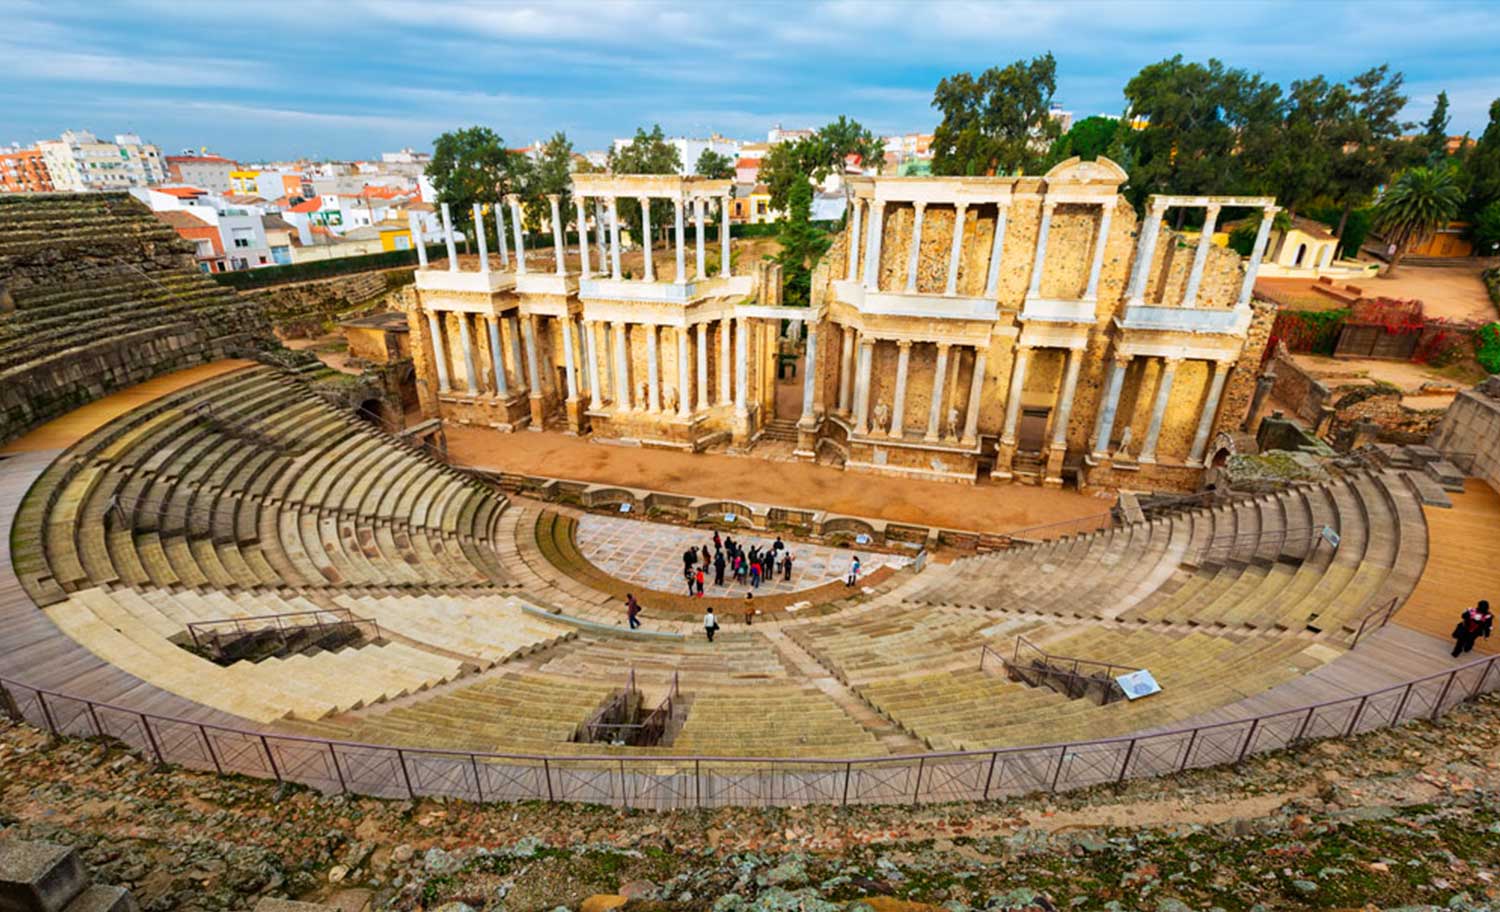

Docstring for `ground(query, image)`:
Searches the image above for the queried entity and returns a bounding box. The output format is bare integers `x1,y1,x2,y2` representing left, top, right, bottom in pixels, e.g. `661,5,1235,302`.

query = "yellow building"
229,169,261,195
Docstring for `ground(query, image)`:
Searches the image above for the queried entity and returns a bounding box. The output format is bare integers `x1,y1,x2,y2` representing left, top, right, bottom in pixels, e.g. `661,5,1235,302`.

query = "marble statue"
872,402,890,433
946,406,960,439
1116,426,1134,459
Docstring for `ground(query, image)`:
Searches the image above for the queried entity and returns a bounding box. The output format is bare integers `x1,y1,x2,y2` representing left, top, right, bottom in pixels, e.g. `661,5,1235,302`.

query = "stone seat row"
325,592,576,669
536,629,792,682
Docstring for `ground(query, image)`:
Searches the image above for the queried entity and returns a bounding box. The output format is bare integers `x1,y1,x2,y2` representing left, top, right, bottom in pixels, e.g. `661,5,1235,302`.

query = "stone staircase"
759,418,800,443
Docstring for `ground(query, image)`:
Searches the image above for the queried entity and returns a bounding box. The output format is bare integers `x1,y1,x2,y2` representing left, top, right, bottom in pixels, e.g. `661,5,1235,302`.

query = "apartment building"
37,131,167,191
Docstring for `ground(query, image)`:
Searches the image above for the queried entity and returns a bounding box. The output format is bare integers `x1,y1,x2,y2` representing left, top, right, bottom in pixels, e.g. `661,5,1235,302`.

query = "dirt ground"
1359,263,1497,322
439,424,1113,534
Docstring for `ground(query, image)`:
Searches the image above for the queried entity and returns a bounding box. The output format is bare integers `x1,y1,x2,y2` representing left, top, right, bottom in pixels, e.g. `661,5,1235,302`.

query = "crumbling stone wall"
1429,378,1500,488
1267,344,1330,425
249,269,415,337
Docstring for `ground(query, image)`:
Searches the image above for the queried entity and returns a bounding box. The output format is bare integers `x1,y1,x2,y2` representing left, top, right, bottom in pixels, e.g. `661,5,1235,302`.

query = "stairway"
759,419,800,444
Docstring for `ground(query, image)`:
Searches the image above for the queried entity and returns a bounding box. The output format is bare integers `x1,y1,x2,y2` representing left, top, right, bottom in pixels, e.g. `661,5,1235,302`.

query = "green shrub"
1476,322,1500,374
1270,308,1349,355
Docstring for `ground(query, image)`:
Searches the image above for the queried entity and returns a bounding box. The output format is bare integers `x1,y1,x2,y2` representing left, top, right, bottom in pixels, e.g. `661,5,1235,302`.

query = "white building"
128,186,274,271
165,155,237,193
37,130,167,191
609,134,742,174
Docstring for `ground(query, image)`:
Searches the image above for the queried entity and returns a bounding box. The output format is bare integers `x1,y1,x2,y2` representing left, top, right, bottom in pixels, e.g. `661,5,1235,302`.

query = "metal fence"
3,652,1496,809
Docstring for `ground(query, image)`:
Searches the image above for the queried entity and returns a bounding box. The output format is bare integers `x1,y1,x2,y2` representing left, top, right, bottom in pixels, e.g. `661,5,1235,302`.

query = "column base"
996,440,1017,474
1044,443,1067,486
528,394,546,430
565,398,587,435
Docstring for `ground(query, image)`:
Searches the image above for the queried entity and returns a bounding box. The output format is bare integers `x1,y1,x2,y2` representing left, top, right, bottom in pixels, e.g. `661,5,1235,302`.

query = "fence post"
982,751,999,800
36,691,59,737
619,759,628,809
259,734,280,780
1117,738,1137,782
396,749,415,798
1179,728,1199,771
471,755,484,802
543,758,555,801
1432,671,1458,721
200,727,223,775
1394,681,1416,722
0,681,25,724
1294,706,1315,743
1050,746,1069,791
1236,719,1261,762
842,762,852,806
695,759,702,808
329,743,346,793
912,757,925,805
1344,696,1369,737
85,702,103,738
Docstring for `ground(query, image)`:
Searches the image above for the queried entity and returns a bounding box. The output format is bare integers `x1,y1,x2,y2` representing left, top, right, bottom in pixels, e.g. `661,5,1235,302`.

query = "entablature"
832,279,998,323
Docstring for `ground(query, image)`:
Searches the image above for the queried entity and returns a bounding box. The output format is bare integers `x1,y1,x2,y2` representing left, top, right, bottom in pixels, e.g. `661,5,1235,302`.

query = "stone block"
1424,459,1466,491
1403,470,1452,508
1404,444,1442,464
0,841,87,912
61,886,135,912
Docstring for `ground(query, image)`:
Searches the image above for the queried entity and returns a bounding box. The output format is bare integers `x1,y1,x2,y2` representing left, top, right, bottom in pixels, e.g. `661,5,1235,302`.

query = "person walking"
773,536,785,555
714,548,726,586
744,591,755,625
1452,600,1493,657
704,608,719,642
846,554,861,587
713,530,722,550
782,551,794,581
701,545,711,566
684,565,696,596
695,567,706,597
625,594,642,630
750,560,761,589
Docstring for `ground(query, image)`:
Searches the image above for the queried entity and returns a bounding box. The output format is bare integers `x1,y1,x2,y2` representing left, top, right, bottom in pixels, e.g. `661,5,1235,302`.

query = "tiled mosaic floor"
574,512,909,597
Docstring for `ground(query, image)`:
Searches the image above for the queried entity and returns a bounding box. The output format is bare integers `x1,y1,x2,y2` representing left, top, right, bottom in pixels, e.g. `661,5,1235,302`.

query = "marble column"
508,196,527,275
575,316,590,397
1050,348,1084,448
1139,357,1181,464
595,199,608,272
694,199,706,279
799,322,819,425
548,195,566,275
522,314,542,394
1091,355,1130,457
612,322,630,413
852,339,874,435
962,348,987,445
925,342,950,441
1026,202,1055,298
409,211,428,267
427,311,450,392
719,195,731,277
584,320,602,409
472,203,490,273
945,203,967,295
440,202,458,271
1237,207,1278,307
673,198,687,283
696,323,709,410
638,197,654,282
1189,360,1232,464
1126,202,1166,306
560,317,578,401
905,202,926,293
645,324,661,412
718,317,732,406
575,196,591,278
845,199,863,282
456,313,478,393
888,339,912,438
1182,204,1221,307
863,201,885,290
606,198,624,281
507,315,525,392
983,203,1009,298
734,316,749,417
487,316,507,396
1001,346,1032,445
494,198,510,268
1084,203,1113,299
676,327,692,418
837,326,856,414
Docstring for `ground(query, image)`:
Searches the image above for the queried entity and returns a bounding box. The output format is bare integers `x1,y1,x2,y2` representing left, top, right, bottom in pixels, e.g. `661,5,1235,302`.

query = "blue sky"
3,0,1498,162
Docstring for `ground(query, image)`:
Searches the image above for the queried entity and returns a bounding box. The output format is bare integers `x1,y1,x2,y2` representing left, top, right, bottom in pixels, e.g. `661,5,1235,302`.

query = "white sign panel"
1116,669,1161,701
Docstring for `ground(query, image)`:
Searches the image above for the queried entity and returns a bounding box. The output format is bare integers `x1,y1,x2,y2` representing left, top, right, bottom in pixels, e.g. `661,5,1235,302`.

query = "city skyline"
4,0,1499,161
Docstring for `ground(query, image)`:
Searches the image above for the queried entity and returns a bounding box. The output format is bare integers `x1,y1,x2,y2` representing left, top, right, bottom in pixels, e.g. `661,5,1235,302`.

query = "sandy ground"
279,332,362,375
440,424,1113,534
1290,353,1463,392
1359,264,1497,322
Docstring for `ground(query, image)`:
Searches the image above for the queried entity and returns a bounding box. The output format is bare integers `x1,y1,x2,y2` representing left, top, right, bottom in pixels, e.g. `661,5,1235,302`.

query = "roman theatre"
1,161,1497,809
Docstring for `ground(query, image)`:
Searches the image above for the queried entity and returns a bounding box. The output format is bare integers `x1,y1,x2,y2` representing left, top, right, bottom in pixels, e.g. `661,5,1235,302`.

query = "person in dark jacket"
1453,600,1494,657
625,594,642,630
713,549,726,586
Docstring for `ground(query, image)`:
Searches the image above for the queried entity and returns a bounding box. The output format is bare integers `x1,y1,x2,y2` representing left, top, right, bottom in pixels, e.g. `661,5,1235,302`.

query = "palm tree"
1371,166,1463,275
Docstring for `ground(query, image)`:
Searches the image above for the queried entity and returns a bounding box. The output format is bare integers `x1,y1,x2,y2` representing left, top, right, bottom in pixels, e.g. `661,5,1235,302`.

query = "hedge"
211,244,446,290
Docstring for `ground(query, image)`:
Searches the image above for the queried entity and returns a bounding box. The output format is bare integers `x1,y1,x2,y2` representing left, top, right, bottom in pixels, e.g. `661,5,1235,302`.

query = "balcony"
1019,296,1098,325
1116,304,1249,335
578,274,754,305
515,271,579,297
414,268,516,295
833,280,998,322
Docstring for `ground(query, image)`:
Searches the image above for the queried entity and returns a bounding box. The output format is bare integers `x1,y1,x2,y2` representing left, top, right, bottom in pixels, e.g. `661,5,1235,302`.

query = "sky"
3,0,1499,162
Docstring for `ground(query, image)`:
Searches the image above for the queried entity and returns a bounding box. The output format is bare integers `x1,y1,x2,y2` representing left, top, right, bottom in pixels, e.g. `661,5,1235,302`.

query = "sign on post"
1116,669,1161,701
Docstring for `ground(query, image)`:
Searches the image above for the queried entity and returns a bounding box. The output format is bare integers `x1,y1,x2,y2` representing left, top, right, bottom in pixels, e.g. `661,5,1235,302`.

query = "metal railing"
1350,596,1402,650
578,670,680,746
0,652,1495,808
185,608,380,660
984,638,1136,704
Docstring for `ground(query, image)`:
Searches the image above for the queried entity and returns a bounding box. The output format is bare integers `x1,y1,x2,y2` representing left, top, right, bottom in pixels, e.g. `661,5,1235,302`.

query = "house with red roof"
164,155,238,193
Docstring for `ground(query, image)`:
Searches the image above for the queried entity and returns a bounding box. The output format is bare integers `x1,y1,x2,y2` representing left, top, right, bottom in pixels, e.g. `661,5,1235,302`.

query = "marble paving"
574,512,910,597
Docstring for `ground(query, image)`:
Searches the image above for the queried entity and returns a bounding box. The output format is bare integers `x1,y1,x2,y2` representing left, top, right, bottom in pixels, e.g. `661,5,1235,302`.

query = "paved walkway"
574,512,908,598
1396,478,1500,655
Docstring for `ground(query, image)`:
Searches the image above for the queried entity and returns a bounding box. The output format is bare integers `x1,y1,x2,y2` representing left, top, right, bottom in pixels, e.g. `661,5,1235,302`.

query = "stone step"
0,841,88,912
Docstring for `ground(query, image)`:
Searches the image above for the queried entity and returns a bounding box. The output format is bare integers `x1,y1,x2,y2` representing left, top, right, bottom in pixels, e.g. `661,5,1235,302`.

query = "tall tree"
1326,65,1410,241
1371,165,1463,275
1463,98,1500,217
694,148,735,179
529,132,575,232
1047,115,1121,163
931,52,1061,176
809,115,883,207
759,137,824,213
426,126,529,245
1421,90,1452,162
607,124,682,245
773,178,831,307
1260,75,1348,219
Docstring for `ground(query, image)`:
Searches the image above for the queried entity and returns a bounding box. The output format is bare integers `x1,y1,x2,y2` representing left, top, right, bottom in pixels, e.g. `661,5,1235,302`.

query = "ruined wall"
1430,379,1500,489
1267,344,1330,425
250,268,416,337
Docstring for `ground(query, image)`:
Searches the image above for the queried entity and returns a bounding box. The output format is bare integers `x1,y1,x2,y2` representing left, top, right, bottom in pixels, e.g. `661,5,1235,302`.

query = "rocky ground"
6,695,1500,912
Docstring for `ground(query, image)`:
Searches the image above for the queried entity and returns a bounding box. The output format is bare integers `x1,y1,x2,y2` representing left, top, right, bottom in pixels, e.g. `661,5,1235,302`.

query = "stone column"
594,199,608,271
718,317,732,405
1026,202,1055,298
962,348,987,445
838,325,856,414
1050,348,1083,448
1237,207,1278,307
799,321,819,426
1001,346,1031,446
522,314,542,393
645,324,661,412
548,195,566,275
925,342,950,441
889,339,912,438
846,199,863,282
1182,204,1221,307
487,316,507,396
676,327,692,418
494,198,510,268
734,316,750,417
863,201,885,290
852,338,874,435
905,202,926,293
506,195,527,275
673,199,687,283
574,316,590,399
1139,357,1181,464
1091,354,1130,457
1189,361,1232,465
427,311,451,392
945,203,967,295
694,198,706,279
584,320,602,409
440,202,458,271
719,195,731,277
612,322,630,413
575,196,591,278
507,315,525,392
409,210,428,267
607,197,622,280
696,323,709,410
637,196,654,282
560,317,578,401
456,313,478,393
1084,202,1113,299
1125,201,1166,306
472,203,490,273
983,202,1009,298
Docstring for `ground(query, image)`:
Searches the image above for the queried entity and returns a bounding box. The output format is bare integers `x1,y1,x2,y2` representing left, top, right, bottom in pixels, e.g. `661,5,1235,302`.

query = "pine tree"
773,179,831,307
